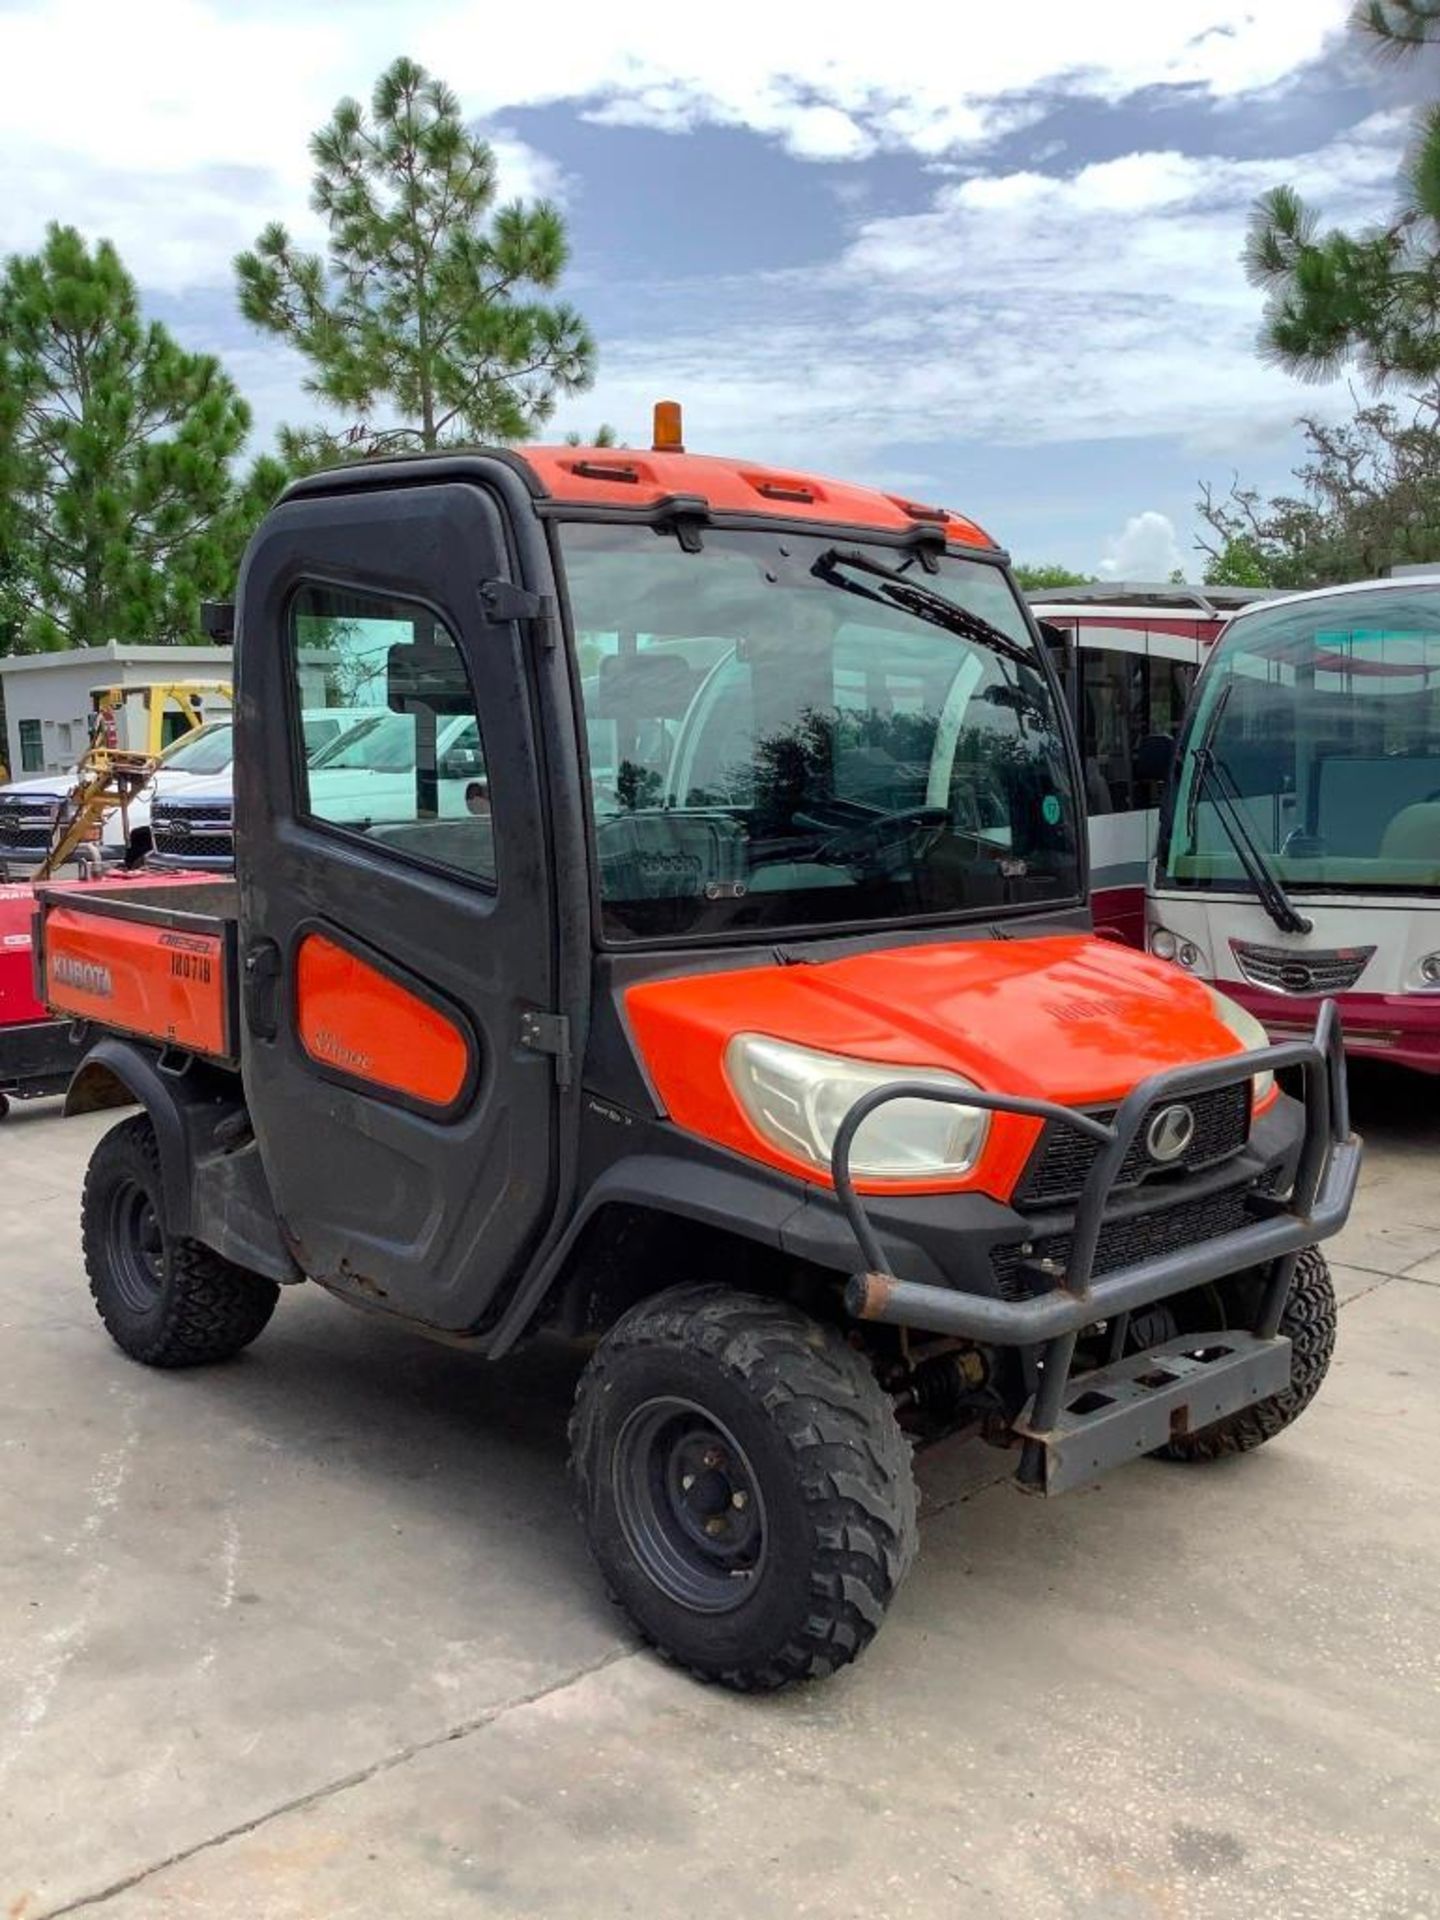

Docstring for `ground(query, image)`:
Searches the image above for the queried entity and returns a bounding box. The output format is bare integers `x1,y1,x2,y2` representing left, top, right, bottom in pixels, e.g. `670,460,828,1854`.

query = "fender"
483,1148,1000,1358
65,1038,300,1285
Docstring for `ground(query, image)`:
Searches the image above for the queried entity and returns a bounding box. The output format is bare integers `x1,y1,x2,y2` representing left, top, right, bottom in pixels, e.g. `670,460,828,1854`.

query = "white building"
0,644,234,778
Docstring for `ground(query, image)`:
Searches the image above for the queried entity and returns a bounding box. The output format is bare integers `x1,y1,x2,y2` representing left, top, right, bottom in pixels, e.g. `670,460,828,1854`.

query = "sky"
0,0,1420,577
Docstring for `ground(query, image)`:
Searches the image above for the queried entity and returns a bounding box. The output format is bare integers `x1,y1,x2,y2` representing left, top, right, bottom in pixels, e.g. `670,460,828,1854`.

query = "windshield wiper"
811,549,1033,666
1182,676,1310,934
1195,749,1312,935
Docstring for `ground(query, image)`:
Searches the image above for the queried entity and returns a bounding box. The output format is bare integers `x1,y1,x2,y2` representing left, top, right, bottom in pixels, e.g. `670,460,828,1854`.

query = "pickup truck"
148,711,486,871
34,420,1360,1689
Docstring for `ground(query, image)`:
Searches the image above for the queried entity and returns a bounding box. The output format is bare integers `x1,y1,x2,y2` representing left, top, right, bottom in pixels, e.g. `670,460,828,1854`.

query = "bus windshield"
561,522,1081,942
1160,582,1440,896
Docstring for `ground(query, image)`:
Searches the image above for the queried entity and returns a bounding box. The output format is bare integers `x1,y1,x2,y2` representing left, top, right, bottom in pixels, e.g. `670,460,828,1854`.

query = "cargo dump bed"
35,878,238,1066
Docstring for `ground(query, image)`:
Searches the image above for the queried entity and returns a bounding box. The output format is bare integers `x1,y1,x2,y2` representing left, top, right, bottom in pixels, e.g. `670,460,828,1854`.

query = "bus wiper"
1195,749,1313,936
811,549,1033,666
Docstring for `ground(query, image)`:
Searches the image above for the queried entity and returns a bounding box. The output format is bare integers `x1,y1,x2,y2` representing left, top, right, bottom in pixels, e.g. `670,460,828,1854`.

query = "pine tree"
1247,2,1440,386
235,56,595,456
0,224,253,649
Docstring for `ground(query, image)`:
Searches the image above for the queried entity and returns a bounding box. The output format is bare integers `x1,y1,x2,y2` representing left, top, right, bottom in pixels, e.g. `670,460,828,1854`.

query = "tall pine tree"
236,56,595,458
0,225,253,649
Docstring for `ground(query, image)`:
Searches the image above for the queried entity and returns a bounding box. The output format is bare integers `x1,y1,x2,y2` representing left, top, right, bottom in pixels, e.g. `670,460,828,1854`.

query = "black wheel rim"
108,1178,165,1315
613,1396,768,1614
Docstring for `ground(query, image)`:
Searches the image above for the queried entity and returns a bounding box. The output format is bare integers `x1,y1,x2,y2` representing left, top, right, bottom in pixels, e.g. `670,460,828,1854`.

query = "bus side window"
1079,645,1145,813
1139,655,1197,804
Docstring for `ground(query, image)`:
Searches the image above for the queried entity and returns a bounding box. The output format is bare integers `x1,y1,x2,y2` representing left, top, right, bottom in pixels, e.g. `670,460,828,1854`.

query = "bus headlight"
1150,926,1202,969
1417,953,1440,989
725,1035,990,1181
1203,986,1275,1102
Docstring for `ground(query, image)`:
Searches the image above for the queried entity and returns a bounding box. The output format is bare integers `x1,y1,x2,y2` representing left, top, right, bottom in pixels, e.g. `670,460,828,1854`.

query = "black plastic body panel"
484,1085,1307,1356
63,1037,298,1283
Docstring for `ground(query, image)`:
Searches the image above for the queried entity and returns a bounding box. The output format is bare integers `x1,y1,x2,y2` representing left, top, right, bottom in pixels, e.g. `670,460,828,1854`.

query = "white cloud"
0,0,1403,536
568,111,1405,475
0,0,1354,290
1097,511,1185,581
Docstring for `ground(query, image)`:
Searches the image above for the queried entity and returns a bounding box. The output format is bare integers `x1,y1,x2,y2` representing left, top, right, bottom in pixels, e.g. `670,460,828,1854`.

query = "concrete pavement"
1,1065,1437,1918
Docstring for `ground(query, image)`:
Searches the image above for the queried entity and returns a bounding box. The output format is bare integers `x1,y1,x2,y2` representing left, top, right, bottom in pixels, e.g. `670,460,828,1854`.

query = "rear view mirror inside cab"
387,641,474,716
592,652,698,720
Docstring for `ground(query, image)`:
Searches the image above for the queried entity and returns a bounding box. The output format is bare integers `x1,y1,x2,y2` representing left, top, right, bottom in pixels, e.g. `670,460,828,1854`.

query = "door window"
1077,644,1197,815
287,585,496,886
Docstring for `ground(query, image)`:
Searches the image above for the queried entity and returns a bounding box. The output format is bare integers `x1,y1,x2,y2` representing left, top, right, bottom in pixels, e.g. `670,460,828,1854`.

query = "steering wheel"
817,806,950,877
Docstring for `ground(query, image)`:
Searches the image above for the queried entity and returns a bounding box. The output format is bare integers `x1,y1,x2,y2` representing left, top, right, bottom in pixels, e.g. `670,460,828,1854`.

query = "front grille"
1015,1080,1251,1207
151,802,234,861
1231,939,1373,995
993,1169,1281,1296
0,797,61,855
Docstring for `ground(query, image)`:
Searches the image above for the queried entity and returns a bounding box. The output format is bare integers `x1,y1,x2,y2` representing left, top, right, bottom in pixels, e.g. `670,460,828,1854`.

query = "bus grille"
1231,940,1373,995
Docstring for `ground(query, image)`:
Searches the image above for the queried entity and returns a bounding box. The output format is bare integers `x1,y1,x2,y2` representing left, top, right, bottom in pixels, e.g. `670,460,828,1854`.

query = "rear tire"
570,1284,918,1691
82,1114,279,1366
1155,1246,1336,1462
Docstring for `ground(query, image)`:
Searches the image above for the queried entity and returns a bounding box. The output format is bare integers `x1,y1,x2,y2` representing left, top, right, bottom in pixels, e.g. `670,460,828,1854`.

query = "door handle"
243,939,282,1039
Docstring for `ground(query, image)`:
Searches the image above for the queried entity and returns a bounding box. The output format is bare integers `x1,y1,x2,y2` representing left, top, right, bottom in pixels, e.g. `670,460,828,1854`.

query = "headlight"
1204,985,1275,1101
724,1035,990,1181
1150,927,1202,969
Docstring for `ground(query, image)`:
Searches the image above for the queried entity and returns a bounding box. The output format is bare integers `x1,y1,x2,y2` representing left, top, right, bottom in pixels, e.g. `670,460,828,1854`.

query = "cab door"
234,479,558,1332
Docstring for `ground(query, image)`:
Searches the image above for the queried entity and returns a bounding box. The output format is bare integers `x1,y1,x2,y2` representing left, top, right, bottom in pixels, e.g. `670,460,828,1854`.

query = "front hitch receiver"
832,1002,1361,1493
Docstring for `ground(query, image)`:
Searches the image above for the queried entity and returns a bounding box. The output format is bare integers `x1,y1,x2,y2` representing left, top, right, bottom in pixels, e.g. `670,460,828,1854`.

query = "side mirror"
440,746,484,779
1135,733,1176,784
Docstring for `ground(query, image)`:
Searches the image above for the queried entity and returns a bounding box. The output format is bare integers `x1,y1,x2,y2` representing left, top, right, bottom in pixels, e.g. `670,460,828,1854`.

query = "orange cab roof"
519,446,999,552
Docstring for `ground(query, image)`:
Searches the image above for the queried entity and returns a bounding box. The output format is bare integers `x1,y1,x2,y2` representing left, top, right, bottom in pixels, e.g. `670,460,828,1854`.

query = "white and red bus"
1148,573,1440,1074
1026,584,1267,945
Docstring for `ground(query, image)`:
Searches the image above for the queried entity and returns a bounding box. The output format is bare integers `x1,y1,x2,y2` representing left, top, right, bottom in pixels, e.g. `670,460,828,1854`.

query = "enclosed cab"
37,425,1359,1689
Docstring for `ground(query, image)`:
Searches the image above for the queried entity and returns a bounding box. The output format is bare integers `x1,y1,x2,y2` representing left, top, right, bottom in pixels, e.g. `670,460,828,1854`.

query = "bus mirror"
1037,620,1075,685
1135,733,1175,784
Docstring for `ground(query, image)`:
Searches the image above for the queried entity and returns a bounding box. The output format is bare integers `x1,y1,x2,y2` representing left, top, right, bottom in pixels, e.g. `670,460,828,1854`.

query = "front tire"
82,1114,279,1366
570,1284,918,1691
1156,1246,1337,1462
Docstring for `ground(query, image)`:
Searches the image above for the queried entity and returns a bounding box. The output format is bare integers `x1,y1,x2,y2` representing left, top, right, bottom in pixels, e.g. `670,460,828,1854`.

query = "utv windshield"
560,523,1081,941
1160,583,1440,896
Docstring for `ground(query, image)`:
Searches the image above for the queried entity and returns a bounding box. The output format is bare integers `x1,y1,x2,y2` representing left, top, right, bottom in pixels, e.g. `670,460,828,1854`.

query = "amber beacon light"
652,400,684,451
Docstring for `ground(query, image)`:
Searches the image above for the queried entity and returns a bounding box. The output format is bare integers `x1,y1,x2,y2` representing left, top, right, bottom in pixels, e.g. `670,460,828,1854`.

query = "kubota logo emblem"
54,954,113,997
1146,1103,1195,1164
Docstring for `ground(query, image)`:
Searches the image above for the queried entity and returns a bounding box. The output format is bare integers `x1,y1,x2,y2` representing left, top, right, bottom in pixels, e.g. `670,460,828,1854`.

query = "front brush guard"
832,1002,1360,1491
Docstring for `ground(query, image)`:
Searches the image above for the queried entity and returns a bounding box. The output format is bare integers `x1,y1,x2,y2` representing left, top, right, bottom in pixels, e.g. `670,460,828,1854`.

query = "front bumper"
832,1003,1360,1491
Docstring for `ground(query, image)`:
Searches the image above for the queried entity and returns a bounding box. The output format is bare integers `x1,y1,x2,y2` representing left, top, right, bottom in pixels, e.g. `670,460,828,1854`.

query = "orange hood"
624,935,1260,1198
